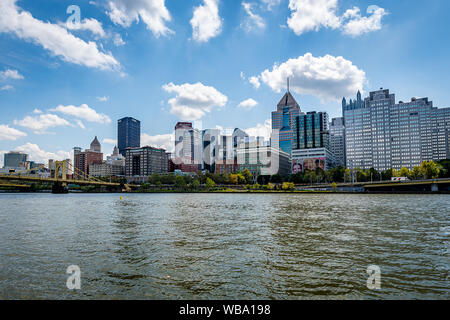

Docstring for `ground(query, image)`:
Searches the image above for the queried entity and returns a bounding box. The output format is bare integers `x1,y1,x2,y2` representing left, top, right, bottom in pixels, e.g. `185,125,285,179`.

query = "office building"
118,117,141,157
174,122,203,172
73,137,104,179
236,139,291,179
125,146,168,180
272,85,301,156
329,117,346,167
344,88,450,170
291,111,335,172
3,152,28,169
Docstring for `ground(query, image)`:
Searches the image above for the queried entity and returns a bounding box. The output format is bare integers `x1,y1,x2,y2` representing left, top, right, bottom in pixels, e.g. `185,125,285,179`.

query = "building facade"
344,88,450,171
73,137,104,179
3,152,28,169
291,111,334,172
329,117,346,167
174,122,203,172
125,146,168,179
118,117,141,157
236,140,291,178
272,91,301,156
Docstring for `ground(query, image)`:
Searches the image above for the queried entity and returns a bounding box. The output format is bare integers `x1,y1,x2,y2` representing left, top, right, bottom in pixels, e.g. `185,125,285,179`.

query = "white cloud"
65,18,106,38
287,0,387,37
103,138,117,145
249,76,261,89
113,33,126,46
256,53,366,101
162,82,228,121
245,119,272,140
141,133,174,152
0,69,24,80
238,98,258,110
0,85,13,91
50,104,111,124
0,124,27,141
75,120,86,129
240,71,246,80
0,0,119,71
241,2,266,32
342,5,388,37
191,0,222,43
14,114,71,134
96,96,109,102
261,0,281,10
287,0,341,36
33,108,42,114
106,0,173,37
15,143,71,163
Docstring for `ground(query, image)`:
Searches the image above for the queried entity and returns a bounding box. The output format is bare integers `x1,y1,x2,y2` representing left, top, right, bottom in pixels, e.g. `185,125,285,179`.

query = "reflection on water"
0,193,448,299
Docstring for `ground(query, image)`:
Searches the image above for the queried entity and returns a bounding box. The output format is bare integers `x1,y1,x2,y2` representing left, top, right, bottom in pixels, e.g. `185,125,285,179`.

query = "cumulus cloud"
256,53,366,101
106,0,173,37
238,98,258,110
0,69,24,80
14,114,71,134
65,18,106,38
141,133,174,152
342,5,388,37
0,0,119,71
287,0,341,36
241,2,266,32
245,119,272,140
0,124,27,141
191,0,222,43
249,76,261,89
50,104,111,124
15,143,71,163
162,82,228,121
287,0,387,37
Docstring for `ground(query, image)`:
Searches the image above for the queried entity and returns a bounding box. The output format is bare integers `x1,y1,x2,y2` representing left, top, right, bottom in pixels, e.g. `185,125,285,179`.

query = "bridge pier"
52,182,68,194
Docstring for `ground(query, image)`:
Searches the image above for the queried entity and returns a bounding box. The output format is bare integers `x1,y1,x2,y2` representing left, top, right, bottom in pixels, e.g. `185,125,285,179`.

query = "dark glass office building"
118,117,141,157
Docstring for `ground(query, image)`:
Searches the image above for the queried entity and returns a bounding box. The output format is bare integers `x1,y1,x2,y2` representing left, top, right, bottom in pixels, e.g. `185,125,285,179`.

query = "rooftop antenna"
287,77,290,92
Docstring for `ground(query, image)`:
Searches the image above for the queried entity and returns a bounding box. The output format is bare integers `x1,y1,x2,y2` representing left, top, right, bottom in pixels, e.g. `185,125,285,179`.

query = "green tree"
205,177,216,190
174,176,187,189
398,167,410,178
242,169,253,184
190,179,200,190
420,161,440,179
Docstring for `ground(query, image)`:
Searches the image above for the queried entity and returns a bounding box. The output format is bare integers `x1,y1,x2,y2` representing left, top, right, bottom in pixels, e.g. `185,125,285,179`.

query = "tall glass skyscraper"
118,117,141,157
272,90,301,155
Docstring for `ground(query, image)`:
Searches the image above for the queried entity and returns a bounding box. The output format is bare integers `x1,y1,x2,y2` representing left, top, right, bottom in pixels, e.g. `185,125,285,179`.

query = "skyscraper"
118,117,141,157
291,112,334,172
272,83,301,155
344,88,450,171
73,137,104,179
329,117,346,167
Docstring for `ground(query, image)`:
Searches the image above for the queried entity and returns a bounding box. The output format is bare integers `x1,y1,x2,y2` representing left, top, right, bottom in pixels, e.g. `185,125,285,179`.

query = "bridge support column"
52,182,68,194
431,184,439,192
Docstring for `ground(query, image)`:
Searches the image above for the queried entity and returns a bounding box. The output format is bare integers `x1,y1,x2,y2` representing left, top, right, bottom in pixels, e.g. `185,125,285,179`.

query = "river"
0,193,448,299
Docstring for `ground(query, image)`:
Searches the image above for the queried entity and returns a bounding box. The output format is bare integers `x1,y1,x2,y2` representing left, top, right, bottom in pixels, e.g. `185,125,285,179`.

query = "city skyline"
1,0,450,167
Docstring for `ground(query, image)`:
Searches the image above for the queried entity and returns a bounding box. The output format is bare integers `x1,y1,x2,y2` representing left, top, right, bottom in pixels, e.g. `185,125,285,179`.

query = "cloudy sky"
1,0,449,165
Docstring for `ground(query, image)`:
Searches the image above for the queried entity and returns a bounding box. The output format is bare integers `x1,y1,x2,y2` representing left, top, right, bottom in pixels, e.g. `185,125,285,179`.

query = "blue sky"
1,0,450,164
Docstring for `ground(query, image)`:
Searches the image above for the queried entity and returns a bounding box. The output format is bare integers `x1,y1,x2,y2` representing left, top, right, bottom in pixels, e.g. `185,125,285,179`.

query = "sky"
1,0,450,166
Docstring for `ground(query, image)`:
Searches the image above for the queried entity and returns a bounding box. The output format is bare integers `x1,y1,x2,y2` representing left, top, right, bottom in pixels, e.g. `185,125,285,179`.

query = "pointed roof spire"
287,77,290,93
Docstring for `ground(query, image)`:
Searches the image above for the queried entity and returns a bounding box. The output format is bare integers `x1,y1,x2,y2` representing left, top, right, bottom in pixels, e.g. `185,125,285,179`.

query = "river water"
0,193,448,300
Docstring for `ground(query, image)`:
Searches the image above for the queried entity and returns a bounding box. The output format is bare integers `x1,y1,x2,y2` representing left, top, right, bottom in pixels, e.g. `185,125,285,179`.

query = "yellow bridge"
0,161,134,193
